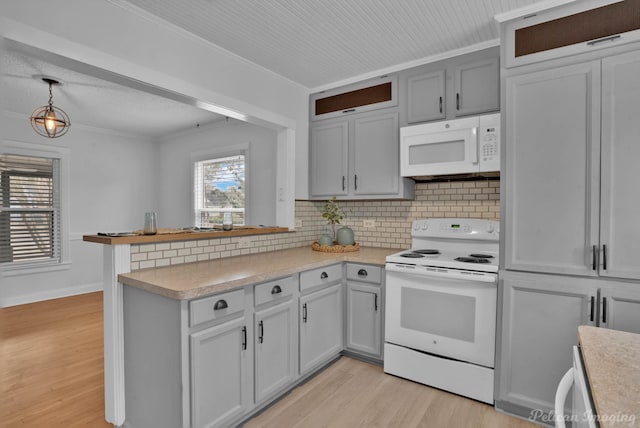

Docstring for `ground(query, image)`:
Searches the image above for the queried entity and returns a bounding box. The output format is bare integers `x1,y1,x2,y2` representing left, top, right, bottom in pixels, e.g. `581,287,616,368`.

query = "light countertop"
578,325,640,428
118,246,399,300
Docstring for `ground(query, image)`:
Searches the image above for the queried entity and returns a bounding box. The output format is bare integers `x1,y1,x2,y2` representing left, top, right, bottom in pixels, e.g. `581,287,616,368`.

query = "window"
0,153,60,264
194,153,246,227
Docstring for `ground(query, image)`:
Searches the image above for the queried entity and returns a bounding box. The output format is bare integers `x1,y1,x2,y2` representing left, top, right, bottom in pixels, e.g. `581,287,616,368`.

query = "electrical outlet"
295,218,303,228
363,219,375,228
238,237,251,248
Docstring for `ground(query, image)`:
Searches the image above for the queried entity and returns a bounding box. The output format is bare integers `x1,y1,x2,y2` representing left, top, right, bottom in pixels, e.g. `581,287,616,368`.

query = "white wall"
157,119,277,228
1,0,309,200
0,112,159,307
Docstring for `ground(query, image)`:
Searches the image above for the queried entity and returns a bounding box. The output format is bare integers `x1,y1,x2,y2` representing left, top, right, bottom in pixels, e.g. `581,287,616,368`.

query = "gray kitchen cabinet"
309,110,414,200
496,271,598,424
406,69,446,123
345,264,383,358
254,277,298,403
190,316,251,428
299,282,343,375
400,47,499,126
599,281,640,334
453,57,500,117
504,60,601,276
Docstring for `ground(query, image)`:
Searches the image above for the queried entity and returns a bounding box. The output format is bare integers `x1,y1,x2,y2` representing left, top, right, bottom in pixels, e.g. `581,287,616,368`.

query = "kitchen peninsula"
84,230,397,427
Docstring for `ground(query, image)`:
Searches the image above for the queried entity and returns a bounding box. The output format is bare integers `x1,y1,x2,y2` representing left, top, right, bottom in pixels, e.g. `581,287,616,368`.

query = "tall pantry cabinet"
497,1,640,423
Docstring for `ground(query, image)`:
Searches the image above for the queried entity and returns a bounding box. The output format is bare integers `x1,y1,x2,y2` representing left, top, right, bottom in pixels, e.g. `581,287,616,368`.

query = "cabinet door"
600,282,640,334
407,70,446,123
346,282,381,357
299,283,343,375
190,317,249,428
497,272,597,423
254,301,296,403
600,50,640,280
310,120,348,197
454,57,499,117
504,61,601,276
353,111,399,196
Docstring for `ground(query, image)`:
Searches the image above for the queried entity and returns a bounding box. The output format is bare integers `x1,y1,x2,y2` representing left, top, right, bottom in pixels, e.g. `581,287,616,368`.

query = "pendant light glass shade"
30,78,71,138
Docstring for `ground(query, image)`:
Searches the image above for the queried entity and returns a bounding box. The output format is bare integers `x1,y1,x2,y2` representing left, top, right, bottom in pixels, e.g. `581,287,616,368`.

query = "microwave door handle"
470,128,479,164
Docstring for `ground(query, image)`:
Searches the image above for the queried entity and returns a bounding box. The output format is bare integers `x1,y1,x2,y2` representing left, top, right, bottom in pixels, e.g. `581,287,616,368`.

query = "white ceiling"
119,0,542,89
2,0,544,138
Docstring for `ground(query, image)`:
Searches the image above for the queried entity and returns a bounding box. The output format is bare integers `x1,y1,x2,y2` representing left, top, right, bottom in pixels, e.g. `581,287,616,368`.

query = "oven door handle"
385,263,497,283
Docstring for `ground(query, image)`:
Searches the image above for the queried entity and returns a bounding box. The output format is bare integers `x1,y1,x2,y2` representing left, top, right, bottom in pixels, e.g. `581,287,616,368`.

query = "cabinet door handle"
241,326,247,350
321,271,328,280
602,244,607,270
258,320,264,344
342,108,356,114
342,176,346,191
456,93,460,110
589,296,595,322
587,35,621,46
271,285,282,295
213,299,228,311
357,268,368,277
354,174,358,190
591,245,597,270
374,294,378,312
439,96,443,113
602,297,607,324
302,303,308,323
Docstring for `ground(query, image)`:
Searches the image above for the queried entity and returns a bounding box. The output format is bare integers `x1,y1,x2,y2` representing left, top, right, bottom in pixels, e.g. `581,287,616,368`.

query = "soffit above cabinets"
117,0,543,89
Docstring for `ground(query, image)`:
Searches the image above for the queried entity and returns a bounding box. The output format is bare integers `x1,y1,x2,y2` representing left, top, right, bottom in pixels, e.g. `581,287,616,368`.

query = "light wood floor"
0,292,111,427
244,357,539,428
1,292,538,428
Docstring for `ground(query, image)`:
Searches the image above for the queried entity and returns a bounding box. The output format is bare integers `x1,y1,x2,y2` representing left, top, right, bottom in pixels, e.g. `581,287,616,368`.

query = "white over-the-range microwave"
400,113,500,177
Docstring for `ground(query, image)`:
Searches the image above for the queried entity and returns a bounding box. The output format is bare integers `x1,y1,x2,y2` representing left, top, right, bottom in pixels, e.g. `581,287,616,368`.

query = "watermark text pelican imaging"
529,409,637,426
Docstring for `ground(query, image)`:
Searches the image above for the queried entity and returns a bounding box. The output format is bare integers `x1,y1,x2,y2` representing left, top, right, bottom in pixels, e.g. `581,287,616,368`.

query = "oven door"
385,264,497,368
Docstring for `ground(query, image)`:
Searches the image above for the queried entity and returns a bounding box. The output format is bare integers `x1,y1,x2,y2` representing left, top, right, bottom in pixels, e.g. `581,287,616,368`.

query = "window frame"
190,144,251,228
1,140,70,275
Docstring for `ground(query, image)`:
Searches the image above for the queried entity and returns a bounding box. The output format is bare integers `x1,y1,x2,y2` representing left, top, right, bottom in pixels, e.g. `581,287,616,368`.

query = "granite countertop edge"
118,246,400,300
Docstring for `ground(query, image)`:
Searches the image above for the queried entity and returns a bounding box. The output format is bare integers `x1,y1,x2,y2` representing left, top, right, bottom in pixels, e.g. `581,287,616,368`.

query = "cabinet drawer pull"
271,285,282,295
589,296,595,322
213,299,228,311
602,244,607,270
587,35,621,47
357,268,368,277
439,96,443,114
258,320,264,344
303,303,308,323
320,271,328,280
456,93,460,110
342,108,356,114
241,326,247,350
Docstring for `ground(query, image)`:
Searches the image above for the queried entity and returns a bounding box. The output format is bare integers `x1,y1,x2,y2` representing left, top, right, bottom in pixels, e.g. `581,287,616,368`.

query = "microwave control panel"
478,114,500,172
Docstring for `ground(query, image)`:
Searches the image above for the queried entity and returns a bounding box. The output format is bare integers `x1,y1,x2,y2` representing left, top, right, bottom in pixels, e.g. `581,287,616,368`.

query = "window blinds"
194,154,245,227
0,154,61,264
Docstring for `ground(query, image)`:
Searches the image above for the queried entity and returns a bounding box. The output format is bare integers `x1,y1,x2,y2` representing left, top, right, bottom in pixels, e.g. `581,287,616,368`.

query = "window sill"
2,261,72,277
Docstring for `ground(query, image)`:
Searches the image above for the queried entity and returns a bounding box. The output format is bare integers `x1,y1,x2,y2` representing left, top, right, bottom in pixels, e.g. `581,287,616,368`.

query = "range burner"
413,249,440,255
469,254,494,259
455,256,491,264
400,253,425,258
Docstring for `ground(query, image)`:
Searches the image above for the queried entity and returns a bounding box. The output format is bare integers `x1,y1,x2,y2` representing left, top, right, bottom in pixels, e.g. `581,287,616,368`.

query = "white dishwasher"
554,345,597,428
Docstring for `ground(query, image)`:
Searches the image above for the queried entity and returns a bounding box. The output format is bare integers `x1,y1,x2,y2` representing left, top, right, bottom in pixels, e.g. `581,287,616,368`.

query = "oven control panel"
411,218,499,240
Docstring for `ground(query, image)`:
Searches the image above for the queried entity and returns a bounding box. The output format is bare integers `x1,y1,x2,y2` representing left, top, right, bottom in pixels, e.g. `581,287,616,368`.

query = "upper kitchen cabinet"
309,110,414,200
399,46,499,126
504,47,640,281
310,75,397,121
500,0,640,69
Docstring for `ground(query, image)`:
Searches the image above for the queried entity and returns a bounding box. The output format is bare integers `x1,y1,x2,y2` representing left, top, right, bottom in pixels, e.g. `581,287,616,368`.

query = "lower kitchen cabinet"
299,282,344,374
346,282,381,357
254,299,296,404
599,281,640,334
190,317,250,428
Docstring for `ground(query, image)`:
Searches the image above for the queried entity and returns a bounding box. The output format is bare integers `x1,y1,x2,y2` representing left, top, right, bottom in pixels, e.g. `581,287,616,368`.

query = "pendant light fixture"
30,77,71,138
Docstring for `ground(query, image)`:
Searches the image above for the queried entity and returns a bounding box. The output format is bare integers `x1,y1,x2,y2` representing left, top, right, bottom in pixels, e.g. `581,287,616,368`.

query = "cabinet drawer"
190,289,245,327
346,264,382,284
254,276,296,306
300,264,343,292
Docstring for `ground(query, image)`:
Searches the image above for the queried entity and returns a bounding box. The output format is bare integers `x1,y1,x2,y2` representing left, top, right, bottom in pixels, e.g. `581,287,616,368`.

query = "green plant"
322,196,343,225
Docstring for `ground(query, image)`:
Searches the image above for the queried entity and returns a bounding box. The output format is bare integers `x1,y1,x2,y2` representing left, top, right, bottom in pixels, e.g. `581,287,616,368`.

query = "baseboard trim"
0,282,103,308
